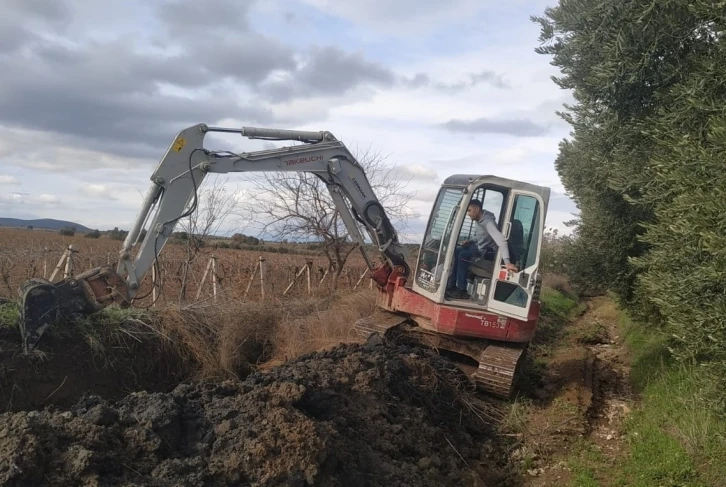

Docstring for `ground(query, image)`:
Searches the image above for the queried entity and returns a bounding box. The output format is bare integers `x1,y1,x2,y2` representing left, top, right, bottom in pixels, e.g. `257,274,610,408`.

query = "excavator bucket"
18,278,62,353
17,266,130,352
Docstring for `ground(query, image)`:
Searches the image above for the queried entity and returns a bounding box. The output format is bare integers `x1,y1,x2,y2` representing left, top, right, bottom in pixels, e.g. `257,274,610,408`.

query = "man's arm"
483,221,519,271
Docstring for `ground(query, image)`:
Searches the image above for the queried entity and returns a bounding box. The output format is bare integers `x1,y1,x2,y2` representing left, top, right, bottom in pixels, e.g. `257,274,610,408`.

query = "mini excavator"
17,124,550,398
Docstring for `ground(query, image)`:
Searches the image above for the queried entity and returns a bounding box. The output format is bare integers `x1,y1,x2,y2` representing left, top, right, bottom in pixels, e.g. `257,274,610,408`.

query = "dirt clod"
0,342,504,487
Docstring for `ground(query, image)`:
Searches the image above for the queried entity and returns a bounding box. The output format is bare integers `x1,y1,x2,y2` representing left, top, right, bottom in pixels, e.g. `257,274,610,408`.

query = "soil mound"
0,341,504,486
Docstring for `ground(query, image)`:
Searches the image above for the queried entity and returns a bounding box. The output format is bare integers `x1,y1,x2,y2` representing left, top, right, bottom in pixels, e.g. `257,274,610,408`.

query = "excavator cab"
412,175,549,321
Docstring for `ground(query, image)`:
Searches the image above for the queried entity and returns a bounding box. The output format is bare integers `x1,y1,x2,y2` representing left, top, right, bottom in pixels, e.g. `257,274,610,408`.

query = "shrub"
108,227,128,241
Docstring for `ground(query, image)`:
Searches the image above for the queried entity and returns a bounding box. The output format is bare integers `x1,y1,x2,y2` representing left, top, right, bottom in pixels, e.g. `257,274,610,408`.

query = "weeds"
126,289,378,380
501,397,533,435
565,438,609,487
530,287,583,351
542,273,573,295
540,287,584,321
0,301,18,328
615,312,726,486
576,319,609,345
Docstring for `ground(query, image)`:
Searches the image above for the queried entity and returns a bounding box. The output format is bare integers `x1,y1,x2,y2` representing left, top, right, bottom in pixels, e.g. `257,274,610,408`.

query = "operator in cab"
446,199,519,299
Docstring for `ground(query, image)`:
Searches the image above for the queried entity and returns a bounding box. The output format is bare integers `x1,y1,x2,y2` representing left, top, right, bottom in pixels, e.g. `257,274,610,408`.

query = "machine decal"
351,177,367,199
465,313,508,329
172,137,186,152
284,155,323,166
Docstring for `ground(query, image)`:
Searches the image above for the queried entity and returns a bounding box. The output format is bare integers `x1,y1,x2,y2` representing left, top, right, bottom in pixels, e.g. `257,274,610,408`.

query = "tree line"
534,1,725,389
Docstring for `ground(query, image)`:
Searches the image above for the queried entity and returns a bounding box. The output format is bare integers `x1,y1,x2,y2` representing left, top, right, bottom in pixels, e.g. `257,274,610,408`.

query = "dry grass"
125,289,378,381
152,301,280,380
267,289,377,365
588,296,620,323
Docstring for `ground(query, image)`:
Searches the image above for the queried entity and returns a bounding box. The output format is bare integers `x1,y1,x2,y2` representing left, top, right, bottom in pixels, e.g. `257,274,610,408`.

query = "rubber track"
472,345,525,398
354,312,409,338
356,312,526,399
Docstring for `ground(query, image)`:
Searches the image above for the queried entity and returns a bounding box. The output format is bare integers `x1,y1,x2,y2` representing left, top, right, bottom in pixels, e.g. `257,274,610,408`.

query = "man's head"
467,199,483,220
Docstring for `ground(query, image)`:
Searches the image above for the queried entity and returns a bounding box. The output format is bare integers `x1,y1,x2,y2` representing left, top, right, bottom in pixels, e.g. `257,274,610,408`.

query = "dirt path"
509,296,634,486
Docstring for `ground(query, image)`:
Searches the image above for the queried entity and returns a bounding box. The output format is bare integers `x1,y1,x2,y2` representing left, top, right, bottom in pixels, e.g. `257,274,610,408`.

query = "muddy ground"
0,339,516,487
509,296,634,486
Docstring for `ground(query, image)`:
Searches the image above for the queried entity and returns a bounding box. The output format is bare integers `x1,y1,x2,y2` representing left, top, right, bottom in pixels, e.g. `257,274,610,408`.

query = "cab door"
412,186,465,301
485,190,547,320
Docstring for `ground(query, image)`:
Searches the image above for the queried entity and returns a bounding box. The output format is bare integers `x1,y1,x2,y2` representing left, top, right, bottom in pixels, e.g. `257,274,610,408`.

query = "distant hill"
0,218,93,233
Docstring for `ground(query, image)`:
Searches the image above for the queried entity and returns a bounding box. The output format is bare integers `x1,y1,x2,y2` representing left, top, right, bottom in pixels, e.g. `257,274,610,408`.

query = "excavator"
17,123,550,398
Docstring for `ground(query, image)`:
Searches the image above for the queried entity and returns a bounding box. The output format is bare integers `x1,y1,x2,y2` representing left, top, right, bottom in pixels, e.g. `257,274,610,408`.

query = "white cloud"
0,175,20,185
0,125,152,172
294,0,553,37
411,187,441,203
298,0,482,32
38,194,60,203
391,165,439,183
79,184,115,199
0,192,61,209
544,210,579,235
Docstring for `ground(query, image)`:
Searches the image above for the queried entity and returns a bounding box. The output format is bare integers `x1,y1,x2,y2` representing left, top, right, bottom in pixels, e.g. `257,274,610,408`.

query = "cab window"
457,187,505,243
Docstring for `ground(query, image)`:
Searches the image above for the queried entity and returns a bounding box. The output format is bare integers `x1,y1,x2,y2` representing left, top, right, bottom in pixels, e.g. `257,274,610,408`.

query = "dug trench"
0,286,383,416
0,293,352,414
0,326,193,414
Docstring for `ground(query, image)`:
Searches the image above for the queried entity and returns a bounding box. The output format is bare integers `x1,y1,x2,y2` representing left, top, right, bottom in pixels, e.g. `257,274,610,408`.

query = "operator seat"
468,219,525,278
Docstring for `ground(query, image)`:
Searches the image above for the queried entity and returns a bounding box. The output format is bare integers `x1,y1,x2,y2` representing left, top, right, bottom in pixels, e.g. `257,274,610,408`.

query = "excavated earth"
0,340,511,487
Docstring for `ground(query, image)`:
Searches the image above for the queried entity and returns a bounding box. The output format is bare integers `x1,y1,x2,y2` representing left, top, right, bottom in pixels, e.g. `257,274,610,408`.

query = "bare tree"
241,145,417,289
176,175,242,302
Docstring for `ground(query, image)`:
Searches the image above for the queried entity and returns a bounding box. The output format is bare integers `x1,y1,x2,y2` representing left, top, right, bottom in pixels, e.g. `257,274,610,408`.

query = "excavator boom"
18,123,409,351
118,123,409,296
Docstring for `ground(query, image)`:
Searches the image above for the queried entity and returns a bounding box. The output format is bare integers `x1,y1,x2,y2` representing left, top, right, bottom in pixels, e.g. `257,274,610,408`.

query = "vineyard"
0,227,376,306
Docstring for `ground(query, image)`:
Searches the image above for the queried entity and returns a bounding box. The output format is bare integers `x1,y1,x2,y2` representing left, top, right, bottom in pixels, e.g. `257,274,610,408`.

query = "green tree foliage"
534,1,725,368
85,229,101,239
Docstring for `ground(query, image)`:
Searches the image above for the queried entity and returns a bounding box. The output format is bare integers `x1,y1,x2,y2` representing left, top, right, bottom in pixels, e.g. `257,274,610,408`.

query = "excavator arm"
18,124,409,351
118,124,409,297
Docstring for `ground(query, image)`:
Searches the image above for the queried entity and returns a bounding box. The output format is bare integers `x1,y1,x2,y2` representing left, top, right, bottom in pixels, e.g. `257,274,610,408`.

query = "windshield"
415,187,463,293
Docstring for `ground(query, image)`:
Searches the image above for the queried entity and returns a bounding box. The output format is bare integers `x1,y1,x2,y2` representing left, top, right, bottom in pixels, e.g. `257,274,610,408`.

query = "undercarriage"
354,310,527,399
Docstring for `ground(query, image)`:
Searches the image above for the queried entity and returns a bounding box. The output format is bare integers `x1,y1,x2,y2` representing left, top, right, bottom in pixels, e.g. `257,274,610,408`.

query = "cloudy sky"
0,0,577,242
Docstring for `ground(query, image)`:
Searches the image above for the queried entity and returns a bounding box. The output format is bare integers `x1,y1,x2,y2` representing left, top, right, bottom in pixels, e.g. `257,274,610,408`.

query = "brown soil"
0,340,514,487
510,296,634,486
